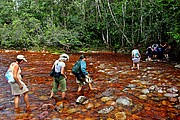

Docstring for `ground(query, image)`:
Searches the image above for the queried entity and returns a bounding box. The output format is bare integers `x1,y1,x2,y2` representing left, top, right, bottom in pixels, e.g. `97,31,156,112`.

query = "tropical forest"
0,0,180,120
0,0,180,60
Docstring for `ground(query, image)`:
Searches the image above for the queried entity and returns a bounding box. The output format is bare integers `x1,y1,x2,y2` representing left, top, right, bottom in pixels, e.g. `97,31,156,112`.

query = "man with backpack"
72,54,95,92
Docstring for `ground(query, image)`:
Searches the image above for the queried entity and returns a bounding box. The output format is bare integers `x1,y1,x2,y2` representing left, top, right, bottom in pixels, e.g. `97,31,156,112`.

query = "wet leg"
62,92,66,99
14,95,20,109
132,63,136,69
77,85,82,92
24,92,30,108
49,91,54,98
137,63,140,70
88,83,92,90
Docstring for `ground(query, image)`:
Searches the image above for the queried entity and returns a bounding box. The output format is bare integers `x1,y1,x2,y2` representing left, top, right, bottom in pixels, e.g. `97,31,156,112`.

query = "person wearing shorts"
49,53,69,99
132,46,141,70
75,54,95,92
7,55,30,112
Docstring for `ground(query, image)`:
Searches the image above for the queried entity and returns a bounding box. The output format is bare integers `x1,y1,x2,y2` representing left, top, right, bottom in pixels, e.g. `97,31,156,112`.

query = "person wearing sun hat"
7,54,30,113
49,53,69,99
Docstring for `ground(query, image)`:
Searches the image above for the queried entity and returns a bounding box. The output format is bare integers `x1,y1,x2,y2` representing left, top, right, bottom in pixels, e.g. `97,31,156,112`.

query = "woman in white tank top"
8,55,30,113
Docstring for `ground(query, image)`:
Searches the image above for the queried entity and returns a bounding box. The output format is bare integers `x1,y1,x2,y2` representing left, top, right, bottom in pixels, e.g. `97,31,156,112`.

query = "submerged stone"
138,95,148,100
174,104,180,109
102,88,115,97
115,112,126,120
116,96,133,106
126,84,136,88
76,96,88,104
98,106,114,114
164,93,179,98
141,89,150,94
167,87,179,93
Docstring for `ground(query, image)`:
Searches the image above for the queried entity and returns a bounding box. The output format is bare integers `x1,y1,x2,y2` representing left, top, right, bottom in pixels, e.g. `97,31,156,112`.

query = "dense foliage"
0,0,179,60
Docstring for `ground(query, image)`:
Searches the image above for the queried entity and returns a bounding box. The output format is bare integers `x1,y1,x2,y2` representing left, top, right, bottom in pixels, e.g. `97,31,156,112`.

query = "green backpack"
72,60,81,76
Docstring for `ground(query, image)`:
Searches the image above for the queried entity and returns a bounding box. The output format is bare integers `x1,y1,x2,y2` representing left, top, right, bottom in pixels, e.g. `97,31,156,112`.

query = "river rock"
114,112,126,120
166,87,179,93
126,84,136,88
149,85,158,91
98,70,105,73
174,104,180,109
98,106,114,114
76,96,88,104
141,89,149,94
116,96,133,106
102,88,115,97
174,64,180,68
138,95,148,100
101,96,114,102
164,93,179,98
157,87,164,93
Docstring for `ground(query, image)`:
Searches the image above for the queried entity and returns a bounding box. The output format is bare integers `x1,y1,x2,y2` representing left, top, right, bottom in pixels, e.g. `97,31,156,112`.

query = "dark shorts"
76,75,93,86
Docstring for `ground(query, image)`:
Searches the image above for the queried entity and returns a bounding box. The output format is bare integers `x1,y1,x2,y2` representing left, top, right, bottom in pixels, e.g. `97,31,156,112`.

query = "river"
0,50,179,120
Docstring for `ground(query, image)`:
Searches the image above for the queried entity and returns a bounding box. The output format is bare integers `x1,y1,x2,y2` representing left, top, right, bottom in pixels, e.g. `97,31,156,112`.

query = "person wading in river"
7,55,30,112
72,54,96,93
132,46,141,70
49,53,69,99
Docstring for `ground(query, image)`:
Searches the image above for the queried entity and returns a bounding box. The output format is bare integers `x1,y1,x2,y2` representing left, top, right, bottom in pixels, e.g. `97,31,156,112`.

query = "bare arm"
51,64,55,69
61,66,67,79
13,64,23,89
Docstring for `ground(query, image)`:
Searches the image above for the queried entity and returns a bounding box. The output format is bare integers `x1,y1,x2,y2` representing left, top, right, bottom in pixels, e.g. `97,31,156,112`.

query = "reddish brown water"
0,50,179,120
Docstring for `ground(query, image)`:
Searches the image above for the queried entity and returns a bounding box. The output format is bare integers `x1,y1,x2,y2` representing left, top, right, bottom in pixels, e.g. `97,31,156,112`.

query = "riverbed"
0,50,179,120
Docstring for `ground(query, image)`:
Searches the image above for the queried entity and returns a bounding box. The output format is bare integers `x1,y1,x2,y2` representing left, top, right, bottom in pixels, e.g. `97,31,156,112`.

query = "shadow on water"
0,50,180,120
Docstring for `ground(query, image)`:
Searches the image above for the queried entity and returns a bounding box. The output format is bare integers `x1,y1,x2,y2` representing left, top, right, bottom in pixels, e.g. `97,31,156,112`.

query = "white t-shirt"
132,49,140,58
54,60,65,73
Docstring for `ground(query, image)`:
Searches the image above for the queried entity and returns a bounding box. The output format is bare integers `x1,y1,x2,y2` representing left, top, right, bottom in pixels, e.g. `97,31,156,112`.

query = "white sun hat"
59,53,69,61
17,55,27,62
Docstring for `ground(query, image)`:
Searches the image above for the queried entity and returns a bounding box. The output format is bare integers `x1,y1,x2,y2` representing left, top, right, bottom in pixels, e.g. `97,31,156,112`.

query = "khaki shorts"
9,80,29,96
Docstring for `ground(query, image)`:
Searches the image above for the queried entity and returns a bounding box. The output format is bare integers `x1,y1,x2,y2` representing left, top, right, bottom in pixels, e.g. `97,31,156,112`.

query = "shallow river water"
0,50,179,120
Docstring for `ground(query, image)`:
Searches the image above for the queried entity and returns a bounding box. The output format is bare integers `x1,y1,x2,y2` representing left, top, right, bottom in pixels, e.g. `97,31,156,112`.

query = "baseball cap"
17,55,27,62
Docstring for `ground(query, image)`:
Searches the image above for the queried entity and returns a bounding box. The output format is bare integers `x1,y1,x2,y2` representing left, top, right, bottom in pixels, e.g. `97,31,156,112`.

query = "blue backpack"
72,60,81,76
5,70,15,83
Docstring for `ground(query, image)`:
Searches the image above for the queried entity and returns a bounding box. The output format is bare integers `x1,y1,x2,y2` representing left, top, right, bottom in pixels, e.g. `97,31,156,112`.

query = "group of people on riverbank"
146,42,171,61
5,54,95,113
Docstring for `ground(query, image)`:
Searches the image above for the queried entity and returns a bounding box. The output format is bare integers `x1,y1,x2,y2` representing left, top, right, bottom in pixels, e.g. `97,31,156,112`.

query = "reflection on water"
0,50,179,119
